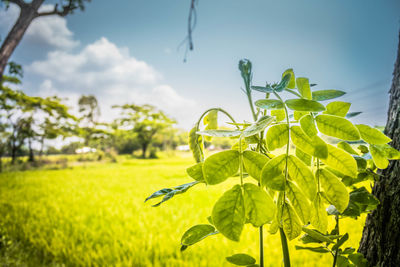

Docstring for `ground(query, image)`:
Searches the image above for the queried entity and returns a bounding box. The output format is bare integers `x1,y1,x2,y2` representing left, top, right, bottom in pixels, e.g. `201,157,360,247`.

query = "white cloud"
29,37,197,128
0,4,19,30
0,4,78,50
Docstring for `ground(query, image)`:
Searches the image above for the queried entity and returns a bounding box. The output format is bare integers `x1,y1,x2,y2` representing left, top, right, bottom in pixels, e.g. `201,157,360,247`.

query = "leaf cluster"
146,60,399,266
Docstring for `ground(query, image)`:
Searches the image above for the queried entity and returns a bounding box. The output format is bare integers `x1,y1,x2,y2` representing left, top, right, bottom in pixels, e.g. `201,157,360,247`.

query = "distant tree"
37,96,77,157
0,75,76,164
114,104,175,158
0,77,37,163
78,95,99,126
77,94,106,146
0,0,91,78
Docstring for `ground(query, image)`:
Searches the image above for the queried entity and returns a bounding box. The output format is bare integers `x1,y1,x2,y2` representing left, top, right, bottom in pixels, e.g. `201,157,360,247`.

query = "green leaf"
356,124,392,144
312,135,329,159
315,115,360,141
369,144,400,169
282,202,302,240
226,253,256,266
275,73,292,92
255,99,284,110
301,227,334,243
291,126,316,156
337,141,358,155
243,183,276,227
251,85,274,93
204,110,218,127
287,155,317,201
300,114,318,137
283,68,296,89
186,162,205,182
348,253,368,267
296,77,312,100
181,224,217,246
296,148,312,166
312,90,346,101
341,187,379,218
290,126,328,159
369,144,389,169
354,156,367,171
311,193,328,233
285,99,326,112
268,218,279,234
242,116,275,137
294,111,308,120
242,151,269,182
346,112,362,118
318,169,349,213
271,109,285,122
286,180,311,224
295,246,330,253
212,185,245,241
197,129,242,137
320,144,358,177
323,101,351,117
261,154,286,190
189,127,203,162
299,234,324,244
145,181,200,207
357,145,369,154
203,150,240,185
337,255,353,267
266,123,289,151
342,247,356,255
380,144,400,159
331,233,349,251
204,110,218,141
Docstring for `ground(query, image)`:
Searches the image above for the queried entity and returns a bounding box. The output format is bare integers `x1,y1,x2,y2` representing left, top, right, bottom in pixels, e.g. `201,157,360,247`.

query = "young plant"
145,59,400,267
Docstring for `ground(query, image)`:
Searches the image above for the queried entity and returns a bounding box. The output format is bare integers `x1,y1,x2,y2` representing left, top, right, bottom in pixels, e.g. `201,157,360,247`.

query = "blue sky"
1,0,399,129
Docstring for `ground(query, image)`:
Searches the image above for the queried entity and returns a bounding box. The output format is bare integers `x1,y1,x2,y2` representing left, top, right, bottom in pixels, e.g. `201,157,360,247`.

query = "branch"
178,0,198,62
36,2,76,17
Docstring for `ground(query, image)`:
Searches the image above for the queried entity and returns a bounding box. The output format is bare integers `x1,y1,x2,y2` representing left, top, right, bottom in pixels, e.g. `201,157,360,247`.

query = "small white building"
75,147,97,154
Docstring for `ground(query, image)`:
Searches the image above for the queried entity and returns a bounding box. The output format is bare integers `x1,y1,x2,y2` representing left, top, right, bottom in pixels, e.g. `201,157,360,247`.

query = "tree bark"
11,141,17,164
28,137,34,162
359,31,400,267
0,0,44,78
141,143,148,158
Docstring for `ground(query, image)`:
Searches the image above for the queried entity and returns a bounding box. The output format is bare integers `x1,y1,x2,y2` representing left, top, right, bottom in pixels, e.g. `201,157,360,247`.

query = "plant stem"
273,91,292,267
243,78,257,121
239,137,244,186
259,225,264,267
332,215,340,267
280,227,291,267
317,159,321,192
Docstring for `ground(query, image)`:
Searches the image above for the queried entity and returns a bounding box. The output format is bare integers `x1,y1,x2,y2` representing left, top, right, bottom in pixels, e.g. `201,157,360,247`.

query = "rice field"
0,153,366,266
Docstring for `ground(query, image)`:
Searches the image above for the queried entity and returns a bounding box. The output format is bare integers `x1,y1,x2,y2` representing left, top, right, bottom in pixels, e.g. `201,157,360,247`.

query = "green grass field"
0,153,366,266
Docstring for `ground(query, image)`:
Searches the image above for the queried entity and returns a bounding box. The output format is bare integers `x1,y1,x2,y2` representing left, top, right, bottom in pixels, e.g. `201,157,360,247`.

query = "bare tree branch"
36,2,76,17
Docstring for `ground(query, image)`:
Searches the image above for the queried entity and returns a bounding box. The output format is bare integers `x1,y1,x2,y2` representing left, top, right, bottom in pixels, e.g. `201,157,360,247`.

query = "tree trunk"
0,0,44,78
141,143,148,158
359,31,400,267
39,135,44,157
11,141,17,164
28,137,34,162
